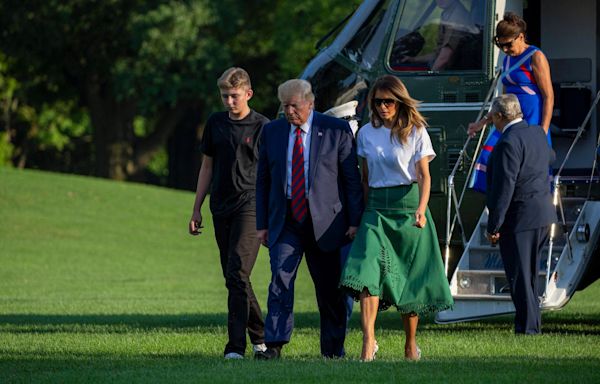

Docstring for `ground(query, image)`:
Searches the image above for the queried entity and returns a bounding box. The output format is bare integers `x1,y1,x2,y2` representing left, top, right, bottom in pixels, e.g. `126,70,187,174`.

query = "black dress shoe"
254,346,281,360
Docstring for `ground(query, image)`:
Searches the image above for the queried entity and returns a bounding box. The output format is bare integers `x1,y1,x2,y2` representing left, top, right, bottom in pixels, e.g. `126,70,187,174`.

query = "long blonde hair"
368,75,427,144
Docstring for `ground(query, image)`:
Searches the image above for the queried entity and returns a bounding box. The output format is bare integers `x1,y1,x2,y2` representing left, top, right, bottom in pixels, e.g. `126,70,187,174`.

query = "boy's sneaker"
252,343,267,353
224,352,244,360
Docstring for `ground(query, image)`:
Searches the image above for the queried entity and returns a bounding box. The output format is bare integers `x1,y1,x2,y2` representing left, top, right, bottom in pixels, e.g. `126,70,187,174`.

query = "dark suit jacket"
486,120,556,234
256,111,364,252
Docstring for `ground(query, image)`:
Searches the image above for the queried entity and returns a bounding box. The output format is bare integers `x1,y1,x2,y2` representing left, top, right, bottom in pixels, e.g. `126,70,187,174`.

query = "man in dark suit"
255,79,363,359
486,94,556,335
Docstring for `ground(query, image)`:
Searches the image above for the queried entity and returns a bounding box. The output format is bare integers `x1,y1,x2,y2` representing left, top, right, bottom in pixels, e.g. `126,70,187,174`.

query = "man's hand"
414,211,427,228
486,232,500,246
345,226,358,240
257,229,268,247
189,212,203,235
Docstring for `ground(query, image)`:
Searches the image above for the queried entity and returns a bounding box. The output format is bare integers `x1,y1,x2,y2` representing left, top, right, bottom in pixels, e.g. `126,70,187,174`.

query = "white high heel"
405,345,421,361
360,340,379,362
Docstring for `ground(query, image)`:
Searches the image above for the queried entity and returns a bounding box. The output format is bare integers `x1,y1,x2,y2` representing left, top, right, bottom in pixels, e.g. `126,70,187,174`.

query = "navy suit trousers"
265,206,348,357
499,226,550,334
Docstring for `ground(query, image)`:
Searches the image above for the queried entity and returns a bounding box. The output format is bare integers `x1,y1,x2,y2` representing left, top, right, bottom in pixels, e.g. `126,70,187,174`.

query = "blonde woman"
340,75,453,361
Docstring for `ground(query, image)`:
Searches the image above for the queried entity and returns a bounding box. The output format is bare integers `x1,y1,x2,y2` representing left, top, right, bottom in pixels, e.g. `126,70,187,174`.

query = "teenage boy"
189,67,269,359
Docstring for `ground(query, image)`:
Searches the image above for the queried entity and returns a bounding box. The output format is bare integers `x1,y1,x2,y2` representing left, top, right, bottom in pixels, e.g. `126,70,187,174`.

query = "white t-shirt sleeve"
356,126,367,158
414,127,436,163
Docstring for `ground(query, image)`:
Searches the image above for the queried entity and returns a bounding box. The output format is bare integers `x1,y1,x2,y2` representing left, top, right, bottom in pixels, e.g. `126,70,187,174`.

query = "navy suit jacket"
486,120,557,234
256,111,364,252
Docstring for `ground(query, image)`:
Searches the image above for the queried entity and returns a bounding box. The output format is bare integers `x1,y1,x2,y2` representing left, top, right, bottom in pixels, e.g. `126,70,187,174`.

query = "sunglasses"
373,98,397,107
494,34,520,49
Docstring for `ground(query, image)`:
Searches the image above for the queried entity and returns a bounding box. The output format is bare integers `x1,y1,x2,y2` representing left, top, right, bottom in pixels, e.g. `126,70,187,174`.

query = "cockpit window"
389,0,486,72
341,0,395,69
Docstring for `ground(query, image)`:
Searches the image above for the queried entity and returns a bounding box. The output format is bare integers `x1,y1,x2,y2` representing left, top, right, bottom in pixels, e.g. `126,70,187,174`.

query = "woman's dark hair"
496,12,527,39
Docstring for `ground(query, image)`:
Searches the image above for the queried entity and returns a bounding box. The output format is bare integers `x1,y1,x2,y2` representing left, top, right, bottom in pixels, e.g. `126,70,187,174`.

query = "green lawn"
1,167,599,383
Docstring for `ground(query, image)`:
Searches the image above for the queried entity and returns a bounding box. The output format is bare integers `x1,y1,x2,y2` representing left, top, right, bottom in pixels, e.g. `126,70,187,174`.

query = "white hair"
277,79,315,103
491,94,523,120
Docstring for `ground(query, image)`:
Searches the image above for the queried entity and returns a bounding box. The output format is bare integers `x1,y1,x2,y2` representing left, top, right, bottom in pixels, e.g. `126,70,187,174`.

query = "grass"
1,166,599,383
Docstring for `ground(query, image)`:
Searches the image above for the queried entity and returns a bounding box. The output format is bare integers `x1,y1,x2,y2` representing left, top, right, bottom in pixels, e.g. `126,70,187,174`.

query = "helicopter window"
389,0,485,72
341,0,395,69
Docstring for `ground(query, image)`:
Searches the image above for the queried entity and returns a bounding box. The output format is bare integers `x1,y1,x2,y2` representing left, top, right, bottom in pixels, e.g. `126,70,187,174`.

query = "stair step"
561,197,588,203
465,246,561,271
456,270,547,296
452,294,512,301
458,269,547,276
478,221,577,231
474,227,571,246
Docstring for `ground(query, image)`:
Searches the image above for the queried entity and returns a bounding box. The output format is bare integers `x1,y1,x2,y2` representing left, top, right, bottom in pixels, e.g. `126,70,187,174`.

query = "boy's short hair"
217,67,251,90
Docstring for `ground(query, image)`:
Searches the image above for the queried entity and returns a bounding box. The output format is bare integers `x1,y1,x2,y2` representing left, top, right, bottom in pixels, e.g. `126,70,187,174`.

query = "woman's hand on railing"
468,114,492,138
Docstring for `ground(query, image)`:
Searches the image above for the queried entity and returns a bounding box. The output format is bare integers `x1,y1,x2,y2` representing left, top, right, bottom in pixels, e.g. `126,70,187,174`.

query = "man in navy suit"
486,94,556,334
255,79,363,359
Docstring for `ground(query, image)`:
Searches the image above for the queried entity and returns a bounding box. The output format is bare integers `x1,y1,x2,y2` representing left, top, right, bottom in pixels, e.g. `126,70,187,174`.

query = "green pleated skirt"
340,184,454,314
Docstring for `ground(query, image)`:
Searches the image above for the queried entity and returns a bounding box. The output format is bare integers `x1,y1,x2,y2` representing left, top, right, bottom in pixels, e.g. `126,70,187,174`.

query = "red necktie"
291,127,307,222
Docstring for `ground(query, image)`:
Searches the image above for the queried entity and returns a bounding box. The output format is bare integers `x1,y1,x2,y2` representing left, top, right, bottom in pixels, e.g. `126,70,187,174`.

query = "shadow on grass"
1,311,600,335
1,353,599,384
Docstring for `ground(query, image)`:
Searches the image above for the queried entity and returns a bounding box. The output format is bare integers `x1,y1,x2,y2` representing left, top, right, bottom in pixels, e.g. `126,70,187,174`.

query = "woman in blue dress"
468,12,554,191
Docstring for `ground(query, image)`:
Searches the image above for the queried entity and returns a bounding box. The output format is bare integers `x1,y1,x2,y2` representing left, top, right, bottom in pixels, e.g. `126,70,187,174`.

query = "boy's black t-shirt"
200,110,269,217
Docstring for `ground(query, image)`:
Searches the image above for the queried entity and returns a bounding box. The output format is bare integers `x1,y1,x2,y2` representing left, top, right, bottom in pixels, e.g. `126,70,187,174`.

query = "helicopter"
302,0,600,322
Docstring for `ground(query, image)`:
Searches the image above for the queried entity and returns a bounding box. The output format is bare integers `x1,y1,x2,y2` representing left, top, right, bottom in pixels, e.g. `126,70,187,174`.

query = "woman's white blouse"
357,123,436,188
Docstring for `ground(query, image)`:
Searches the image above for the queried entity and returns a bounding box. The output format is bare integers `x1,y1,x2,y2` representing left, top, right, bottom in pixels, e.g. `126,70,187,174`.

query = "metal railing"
544,89,600,295
443,69,501,276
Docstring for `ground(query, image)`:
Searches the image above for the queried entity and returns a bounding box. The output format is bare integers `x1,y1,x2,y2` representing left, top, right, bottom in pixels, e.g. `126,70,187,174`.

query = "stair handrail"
587,111,600,199
555,89,600,178
444,69,501,276
544,89,600,294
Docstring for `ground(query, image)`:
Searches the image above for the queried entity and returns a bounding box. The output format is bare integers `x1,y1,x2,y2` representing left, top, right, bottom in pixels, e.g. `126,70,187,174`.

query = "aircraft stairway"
436,192,600,323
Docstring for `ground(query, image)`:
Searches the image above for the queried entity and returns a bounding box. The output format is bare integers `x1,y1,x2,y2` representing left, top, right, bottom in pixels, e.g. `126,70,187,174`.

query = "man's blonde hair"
217,67,251,90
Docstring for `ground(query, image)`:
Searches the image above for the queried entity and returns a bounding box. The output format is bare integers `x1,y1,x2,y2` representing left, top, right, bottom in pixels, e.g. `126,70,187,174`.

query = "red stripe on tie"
292,169,304,185
292,204,307,221
291,127,307,222
482,145,494,152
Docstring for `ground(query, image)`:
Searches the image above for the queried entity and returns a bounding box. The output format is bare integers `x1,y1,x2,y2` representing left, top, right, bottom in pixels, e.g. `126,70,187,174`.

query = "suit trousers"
213,211,265,355
265,205,348,357
499,226,550,334
340,242,355,325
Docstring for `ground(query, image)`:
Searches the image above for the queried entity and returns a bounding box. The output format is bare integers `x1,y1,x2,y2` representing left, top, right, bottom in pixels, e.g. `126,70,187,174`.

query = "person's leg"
225,212,264,354
212,215,241,356
340,243,355,325
402,312,419,360
518,228,543,334
263,220,304,352
359,289,378,361
212,215,230,279
304,242,348,358
528,226,550,333
500,230,540,334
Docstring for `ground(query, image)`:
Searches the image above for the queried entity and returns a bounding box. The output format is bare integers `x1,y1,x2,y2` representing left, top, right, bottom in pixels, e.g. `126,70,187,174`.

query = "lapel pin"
318,131,323,137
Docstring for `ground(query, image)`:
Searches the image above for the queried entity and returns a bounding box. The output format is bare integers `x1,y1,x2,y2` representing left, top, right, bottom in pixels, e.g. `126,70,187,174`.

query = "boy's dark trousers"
213,211,265,355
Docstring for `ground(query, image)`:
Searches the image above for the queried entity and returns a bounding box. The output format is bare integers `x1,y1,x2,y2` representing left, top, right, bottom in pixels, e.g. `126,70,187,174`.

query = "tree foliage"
0,0,362,185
